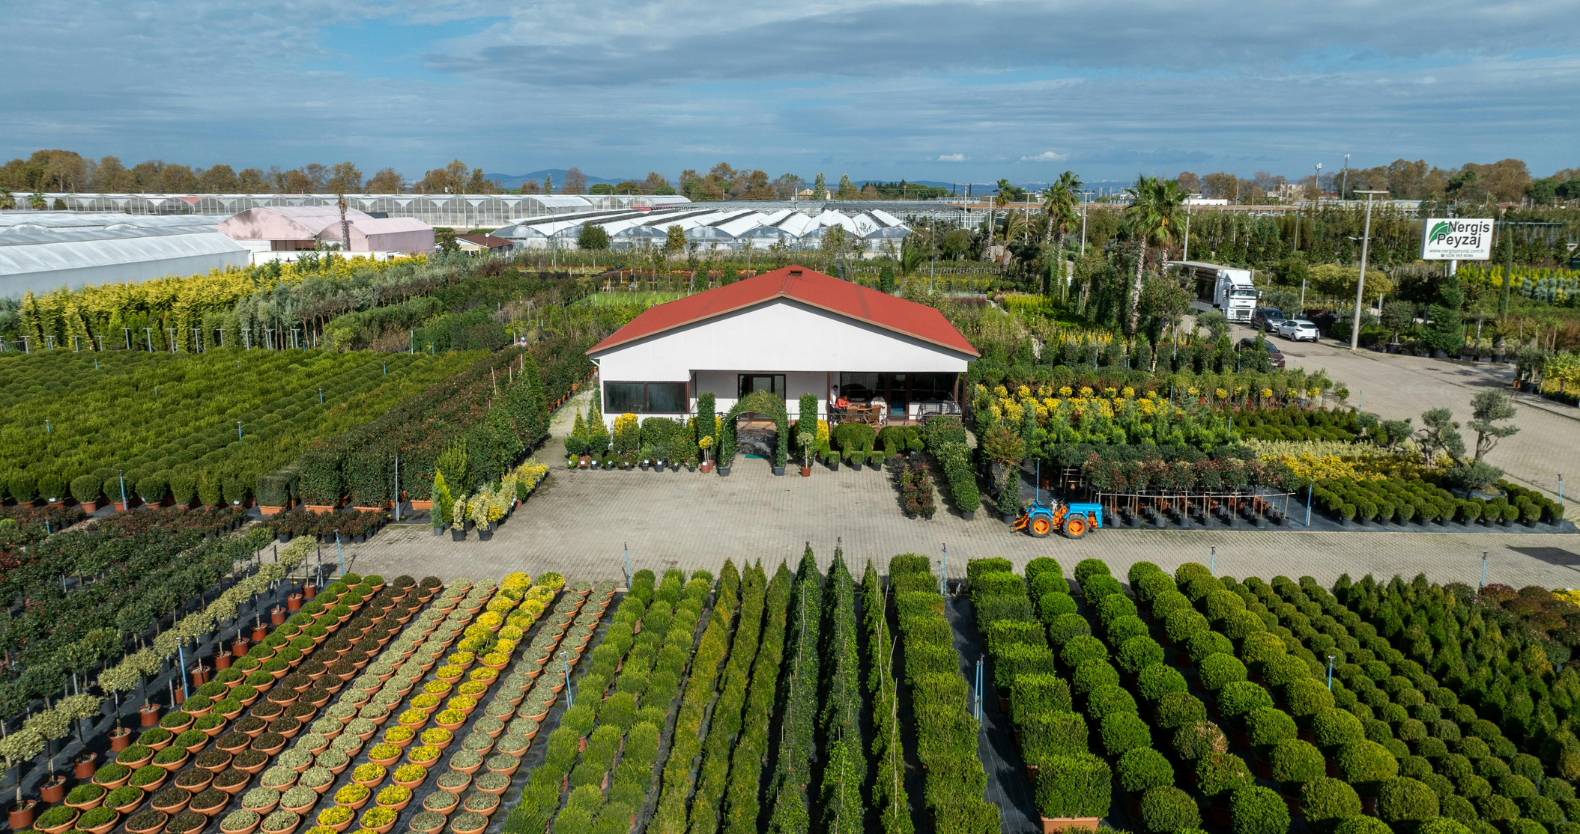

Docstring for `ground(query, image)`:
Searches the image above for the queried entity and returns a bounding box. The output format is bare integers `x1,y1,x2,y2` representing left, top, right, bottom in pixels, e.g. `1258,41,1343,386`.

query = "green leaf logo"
1430,221,1450,241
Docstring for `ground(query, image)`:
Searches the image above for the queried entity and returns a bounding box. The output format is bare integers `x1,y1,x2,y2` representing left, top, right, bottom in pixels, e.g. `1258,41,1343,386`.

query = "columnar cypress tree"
686,563,769,834
863,561,915,834
764,546,824,834
818,550,866,834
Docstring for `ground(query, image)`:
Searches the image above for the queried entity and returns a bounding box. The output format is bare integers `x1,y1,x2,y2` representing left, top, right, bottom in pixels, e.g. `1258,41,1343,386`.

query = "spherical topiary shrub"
1247,707,1298,749
1224,610,1268,643
1520,795,1565,827
1418,773,1454,801
1312,708,1364,750
1096,591,1138,624
1302,778,1362,833
1186,631,1236,665
1376,777,1440,827
1271,739,1325,788
1334,818,1395,834
1440,794,1478,823
1395,718,1428,744
1382,739,1411,761
1204,590,1247,623
1414,736,1449,760
1082,574,1124,601
1286,678,1336,722
1500,775,1538,801
1107,616,1150,647
1456,774,1492,801
1139,786,1201,834
1541,779,1576,804
1503,820,1550,834
1337,741,1400,795
1117,747,1175,795
1060,635,1108,669
1240,631,1287,669
1173,721,1228,764
1072,660,1121,697
1230,785,1291,834
1398,756,1432,780
1217,681,1274,726
1099,711,1152,757
1072,558,1111,586
1473,793,1519,824
1155,692,1207,731
1151,591,1193,623
1263,654,1314,689
1087,685,1139,724
1199,654,1248,692
1511,753,1544,781
1164,609,1210,646
1196,752,1253,799
1117,636,1166,676
1417,820,1475,834
1139,665,1188,703
1476,757,1512,782
1047,613,1093,647
1041,592,1079,619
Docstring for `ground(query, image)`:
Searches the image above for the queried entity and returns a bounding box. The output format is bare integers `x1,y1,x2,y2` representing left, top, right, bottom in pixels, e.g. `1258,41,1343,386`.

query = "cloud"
2,0,1579,183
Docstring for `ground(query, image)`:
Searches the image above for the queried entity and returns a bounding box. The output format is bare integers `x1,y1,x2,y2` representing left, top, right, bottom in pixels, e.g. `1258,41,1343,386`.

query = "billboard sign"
1421,218,1494,260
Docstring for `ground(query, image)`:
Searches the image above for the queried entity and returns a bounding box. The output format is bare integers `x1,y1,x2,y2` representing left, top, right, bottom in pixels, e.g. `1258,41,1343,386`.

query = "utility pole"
1340,154,1350,199
1349,190,1390,351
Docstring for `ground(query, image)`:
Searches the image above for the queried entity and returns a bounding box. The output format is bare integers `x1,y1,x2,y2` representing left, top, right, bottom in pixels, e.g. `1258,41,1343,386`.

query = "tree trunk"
1126,239,1147,335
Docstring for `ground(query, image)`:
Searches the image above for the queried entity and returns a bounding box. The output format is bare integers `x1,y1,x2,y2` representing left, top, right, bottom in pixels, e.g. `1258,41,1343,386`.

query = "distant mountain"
485,170,639,190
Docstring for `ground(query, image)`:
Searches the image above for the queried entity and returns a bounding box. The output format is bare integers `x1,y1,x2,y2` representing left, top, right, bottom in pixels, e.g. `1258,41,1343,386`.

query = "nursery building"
586,265,977,429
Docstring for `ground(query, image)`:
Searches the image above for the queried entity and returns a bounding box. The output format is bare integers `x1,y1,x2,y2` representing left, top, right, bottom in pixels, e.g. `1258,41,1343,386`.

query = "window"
737,374,785,399
603,381,688,413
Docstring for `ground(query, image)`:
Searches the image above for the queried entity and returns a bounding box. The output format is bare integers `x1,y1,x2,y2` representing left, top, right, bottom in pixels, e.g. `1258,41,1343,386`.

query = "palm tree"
1121,174,1187,335
1042,171,1082,297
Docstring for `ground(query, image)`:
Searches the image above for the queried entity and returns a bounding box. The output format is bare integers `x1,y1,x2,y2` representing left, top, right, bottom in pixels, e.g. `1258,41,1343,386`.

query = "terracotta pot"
111,728,135,752
9,799,37,830
215,652,233,672
38,808,80,834
220,819,259,834
75,751,100,779
287,595,303,612
40,775,68,803
141,705,163,727
1039,817,1099,834
215,778,250,796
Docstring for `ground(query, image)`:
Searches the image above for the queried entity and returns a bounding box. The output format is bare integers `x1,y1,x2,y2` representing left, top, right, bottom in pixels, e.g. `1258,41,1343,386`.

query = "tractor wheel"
1029,517,1053,538
1064,516,1087,539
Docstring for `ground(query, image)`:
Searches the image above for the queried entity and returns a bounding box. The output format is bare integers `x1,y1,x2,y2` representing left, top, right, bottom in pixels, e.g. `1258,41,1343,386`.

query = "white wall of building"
592,299,970,425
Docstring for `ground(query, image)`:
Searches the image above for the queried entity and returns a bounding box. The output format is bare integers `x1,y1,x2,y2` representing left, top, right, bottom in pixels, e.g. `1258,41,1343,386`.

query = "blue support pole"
336,533,344,577
1305,485,1313,527
119,471,128,510
1210,546,1216,576
178,643,190,699
1327,655,1335,690
1480,551,1488,592
563,652,573,710
624,543,631,588
237,421,242,440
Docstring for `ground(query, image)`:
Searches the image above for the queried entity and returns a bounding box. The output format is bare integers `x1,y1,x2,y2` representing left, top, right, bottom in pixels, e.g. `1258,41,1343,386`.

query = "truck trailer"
1169,260,1259,323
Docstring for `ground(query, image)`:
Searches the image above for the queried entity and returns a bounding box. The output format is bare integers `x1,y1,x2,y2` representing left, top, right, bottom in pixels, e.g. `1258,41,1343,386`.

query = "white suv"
1277,319,1319,341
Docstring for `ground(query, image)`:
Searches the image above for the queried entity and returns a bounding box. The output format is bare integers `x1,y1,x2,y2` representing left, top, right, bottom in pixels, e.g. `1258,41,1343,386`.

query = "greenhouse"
0,212,249,297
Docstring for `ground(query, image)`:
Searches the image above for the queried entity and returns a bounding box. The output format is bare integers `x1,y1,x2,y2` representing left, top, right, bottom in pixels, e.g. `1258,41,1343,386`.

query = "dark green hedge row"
891,555,998,834
686,564,773,834
863,561,914,834
651,562,746,834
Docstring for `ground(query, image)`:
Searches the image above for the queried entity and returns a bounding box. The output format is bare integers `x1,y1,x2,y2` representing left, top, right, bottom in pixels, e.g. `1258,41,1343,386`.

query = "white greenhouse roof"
0,212,249,296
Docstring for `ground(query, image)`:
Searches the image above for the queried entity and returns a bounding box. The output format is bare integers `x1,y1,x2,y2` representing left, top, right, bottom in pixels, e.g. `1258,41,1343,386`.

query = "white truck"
1169,261,1259,323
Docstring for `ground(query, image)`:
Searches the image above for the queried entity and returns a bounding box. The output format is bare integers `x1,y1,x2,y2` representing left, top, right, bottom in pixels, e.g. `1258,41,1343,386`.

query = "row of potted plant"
263,512,387,545
437,461,549,543
61,571,402,834
542,570,706,833
1259,576,1564,831
888,554,1001,832
299,577,495,834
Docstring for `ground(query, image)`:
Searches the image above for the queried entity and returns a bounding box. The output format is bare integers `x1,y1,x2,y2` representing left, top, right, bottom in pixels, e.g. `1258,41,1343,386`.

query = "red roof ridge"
587,264,978,357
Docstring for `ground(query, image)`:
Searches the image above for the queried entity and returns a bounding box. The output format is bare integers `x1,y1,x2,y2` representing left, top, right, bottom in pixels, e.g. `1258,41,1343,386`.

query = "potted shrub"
213,769,251,796
35,804,80,834
65,783,108,811
189,789,228,818
220,810,260,834
410,811,446,834
125,809,170,834
108,785,147,815
314,806,353,833
79,805,122,834
423,790,460,815
1231,786,1292,834
278,788,317,816
258,810,300,834
360,807,398,834
1033,754,1110,831
449,811,487,834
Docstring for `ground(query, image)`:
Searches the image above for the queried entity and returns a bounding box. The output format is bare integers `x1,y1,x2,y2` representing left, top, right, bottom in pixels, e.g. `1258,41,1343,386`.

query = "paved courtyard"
322,350,1580,590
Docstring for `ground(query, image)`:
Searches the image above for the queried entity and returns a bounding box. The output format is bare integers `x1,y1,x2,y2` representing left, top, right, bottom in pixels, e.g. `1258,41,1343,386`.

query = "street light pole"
1349,190,1390,351
1341,154,1350,200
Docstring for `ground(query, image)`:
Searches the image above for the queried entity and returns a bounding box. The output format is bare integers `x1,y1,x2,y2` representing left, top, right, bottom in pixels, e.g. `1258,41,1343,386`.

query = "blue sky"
3,0,1579,185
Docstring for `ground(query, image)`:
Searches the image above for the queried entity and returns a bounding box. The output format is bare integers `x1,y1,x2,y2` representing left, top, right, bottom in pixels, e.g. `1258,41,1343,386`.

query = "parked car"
1277,319,1320,342
1252,306,1287,333
1238,337,1286,368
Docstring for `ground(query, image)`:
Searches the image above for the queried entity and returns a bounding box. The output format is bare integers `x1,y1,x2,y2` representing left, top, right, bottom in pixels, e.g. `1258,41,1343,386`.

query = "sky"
4,0,1580,186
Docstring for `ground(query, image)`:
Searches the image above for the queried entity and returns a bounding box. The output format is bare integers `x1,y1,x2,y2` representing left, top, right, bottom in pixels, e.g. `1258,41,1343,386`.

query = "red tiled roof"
587,264,979,356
